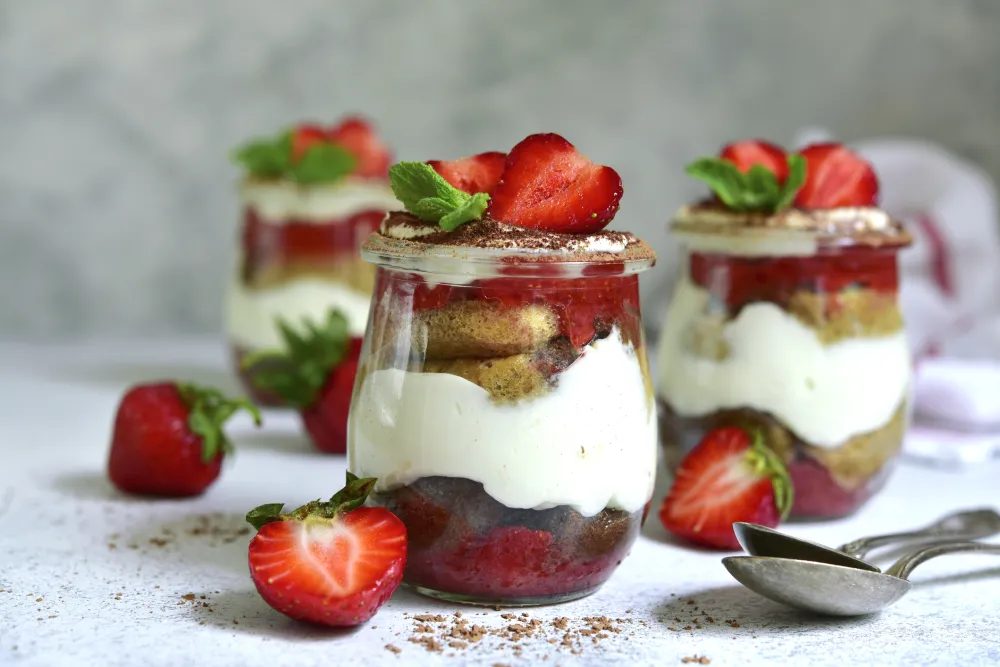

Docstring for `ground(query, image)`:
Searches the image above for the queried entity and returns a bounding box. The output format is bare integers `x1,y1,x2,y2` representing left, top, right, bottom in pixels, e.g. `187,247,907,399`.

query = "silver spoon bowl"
733,508,1000,572
724,541,1000,616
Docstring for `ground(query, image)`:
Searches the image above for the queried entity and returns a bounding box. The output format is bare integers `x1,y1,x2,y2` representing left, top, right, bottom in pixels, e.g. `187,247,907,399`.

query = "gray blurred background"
3,0,999,339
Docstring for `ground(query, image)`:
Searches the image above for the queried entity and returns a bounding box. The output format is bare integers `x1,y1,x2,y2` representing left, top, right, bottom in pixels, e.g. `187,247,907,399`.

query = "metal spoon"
723,541,1000,616
733,508,1000,573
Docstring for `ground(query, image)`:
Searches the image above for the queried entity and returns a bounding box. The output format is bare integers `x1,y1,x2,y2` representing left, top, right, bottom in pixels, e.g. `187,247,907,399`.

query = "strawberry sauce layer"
689,247,899,312
241,209,385,280
378,478,641,602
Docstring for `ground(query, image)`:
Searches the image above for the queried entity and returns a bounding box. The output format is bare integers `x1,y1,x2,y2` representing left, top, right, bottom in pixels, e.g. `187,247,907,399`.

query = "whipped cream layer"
241,179,399,224
656,276,911,448
225,275,370,349
349,330,657,517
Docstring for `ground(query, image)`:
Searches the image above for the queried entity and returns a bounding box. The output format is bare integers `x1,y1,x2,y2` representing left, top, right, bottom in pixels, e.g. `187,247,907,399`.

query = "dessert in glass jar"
227,117,398,406
656,140,913,519
348,134,658,605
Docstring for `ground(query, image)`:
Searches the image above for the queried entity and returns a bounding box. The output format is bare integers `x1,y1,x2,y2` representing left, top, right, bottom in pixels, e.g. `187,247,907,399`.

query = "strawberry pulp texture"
680,246,902,519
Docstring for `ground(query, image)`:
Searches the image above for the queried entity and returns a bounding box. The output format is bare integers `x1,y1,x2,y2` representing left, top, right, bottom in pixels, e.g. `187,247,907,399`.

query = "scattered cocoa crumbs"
413,614,446,623
501,613,516,620
682,656,711,664
448,641,468,649
181,593,195,601
552,617,569,630
385,644,401,654
34,597,42,603
684,626,693,631
408,636,443,652
730,622,741,628
149,537,170,548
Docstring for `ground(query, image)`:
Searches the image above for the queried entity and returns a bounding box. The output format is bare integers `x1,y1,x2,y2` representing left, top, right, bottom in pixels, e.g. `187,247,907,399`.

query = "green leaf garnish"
232,130,355,184
176,383,262,463
244,472,378,532
745,428,794,520
241,309,351,409
685,154,806,213
389,161,489,231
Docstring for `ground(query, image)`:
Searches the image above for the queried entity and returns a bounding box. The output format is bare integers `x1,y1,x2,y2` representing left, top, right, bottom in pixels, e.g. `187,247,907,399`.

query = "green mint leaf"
773,153,807,212
246,503,286,531
389,161,487,231
440,192,490,232
685,158,750,210
233,138,289,178
290,143,356,185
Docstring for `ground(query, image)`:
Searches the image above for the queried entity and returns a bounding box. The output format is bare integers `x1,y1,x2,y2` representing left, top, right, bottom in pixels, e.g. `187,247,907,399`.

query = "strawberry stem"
245,472,378,532
176,383,262,463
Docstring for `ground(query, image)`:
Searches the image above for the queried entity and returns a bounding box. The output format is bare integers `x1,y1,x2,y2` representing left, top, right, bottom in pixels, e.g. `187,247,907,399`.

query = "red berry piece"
428,151,508,195
794,142,879,208
719,139,789,184
328,116,393,178
290,124,328,163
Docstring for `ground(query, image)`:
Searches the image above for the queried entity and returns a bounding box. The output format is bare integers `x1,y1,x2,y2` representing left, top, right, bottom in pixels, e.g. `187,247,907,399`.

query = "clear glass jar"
348,238,657,606
225,178,399,406
657,207,913,519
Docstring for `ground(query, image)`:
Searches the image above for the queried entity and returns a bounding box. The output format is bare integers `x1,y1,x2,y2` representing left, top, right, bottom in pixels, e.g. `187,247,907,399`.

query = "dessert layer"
656,275,911,448
225,274,370,349
408,301,560,359
243,256,376,295
240,178,399,223
349,328,657,517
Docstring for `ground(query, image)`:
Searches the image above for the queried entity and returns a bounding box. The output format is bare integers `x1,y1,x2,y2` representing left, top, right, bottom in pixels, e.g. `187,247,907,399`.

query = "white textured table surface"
2,340,999,667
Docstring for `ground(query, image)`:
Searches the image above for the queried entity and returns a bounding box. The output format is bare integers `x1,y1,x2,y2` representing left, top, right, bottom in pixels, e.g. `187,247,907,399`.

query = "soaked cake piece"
410,301,560,359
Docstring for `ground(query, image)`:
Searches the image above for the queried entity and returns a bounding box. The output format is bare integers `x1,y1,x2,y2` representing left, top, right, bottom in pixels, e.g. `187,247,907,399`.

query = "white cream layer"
656,276,911,448
241,180,399,223
348,330,657,517
225,275,370,349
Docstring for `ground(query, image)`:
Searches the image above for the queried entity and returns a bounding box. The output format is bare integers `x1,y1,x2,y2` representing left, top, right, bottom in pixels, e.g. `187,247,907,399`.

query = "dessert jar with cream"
348,135,658,605
656,140,913,519
227,117,398,406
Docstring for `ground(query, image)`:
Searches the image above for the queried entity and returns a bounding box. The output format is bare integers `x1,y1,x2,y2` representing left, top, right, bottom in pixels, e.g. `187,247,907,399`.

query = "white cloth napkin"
795,129,1000,459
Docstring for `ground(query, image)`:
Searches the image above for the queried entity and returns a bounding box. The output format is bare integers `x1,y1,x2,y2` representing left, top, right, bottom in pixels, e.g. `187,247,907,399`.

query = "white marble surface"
4,1,1000,338
2,340,1000,666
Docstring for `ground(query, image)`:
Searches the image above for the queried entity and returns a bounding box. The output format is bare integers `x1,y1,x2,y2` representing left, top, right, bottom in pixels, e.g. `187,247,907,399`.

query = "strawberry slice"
719,139,789,184
328,116,392,178
659,426,793,550
290,124,328,163
428,151,507,195
794,142,878,208
246,473,407,627
486,133,623,234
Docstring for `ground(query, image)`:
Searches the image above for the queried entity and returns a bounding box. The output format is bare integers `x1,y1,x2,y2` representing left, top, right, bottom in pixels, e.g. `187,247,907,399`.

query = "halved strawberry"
428,151,507,195
246,473,406,627
486,133,623,233
328,116,392,178
719,139,789,184
794,142,878,208
290,124,328,163
659,426,793,550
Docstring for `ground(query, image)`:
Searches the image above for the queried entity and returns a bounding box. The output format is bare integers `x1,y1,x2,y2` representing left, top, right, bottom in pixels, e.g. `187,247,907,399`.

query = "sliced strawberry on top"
328,116,392,178
290,124,328,163
428,151,507,195
246,473,407,627
719,139,789,184
659,426,793,551
486,133,623,234
794,142,879,208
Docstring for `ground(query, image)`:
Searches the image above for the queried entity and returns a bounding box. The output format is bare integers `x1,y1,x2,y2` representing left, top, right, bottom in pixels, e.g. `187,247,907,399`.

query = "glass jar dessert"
657,140,913,519
226,117,398,406
348,135,658,605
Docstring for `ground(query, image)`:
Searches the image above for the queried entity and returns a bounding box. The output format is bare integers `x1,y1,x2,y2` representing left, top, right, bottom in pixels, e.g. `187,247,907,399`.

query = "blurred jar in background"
225,117,398,406
657,204,913,519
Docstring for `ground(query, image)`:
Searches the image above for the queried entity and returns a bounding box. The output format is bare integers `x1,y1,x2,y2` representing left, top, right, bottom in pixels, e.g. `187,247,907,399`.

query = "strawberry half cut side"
794,142,879,208
428,151,507,195
486,133,623,234
659,426,793,550
246,472,407,627
719,139,789,184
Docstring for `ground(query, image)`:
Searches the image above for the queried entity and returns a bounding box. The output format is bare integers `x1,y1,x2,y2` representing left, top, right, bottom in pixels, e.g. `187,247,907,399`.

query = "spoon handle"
837,508,1000,559
885,541,1000,580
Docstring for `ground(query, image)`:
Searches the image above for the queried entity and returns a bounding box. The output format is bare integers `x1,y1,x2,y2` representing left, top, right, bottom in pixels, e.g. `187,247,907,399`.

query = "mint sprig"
232,130,356,184
686,154,806,213
389,161,489,232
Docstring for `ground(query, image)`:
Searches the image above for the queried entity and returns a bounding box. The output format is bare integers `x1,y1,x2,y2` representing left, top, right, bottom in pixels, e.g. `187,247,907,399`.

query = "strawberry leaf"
745,429,795,520
685,154,805,213
245,473,378,532
242,310,351,409
246,503,286,531
389,161,489,231
176,383,262,463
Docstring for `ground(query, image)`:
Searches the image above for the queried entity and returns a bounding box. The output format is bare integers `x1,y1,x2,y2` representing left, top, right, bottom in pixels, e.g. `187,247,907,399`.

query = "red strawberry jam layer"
376,477,641,603
241,208,385,281
375,269,643,351
689,247,899,314
234,336,363,408
658,400,902,519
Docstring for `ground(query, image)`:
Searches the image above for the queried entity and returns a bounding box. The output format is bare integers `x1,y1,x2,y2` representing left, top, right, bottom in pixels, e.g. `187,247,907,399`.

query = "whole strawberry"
108,382,261,497
243,310,357,454
659,426,793,550
246,472,406,627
